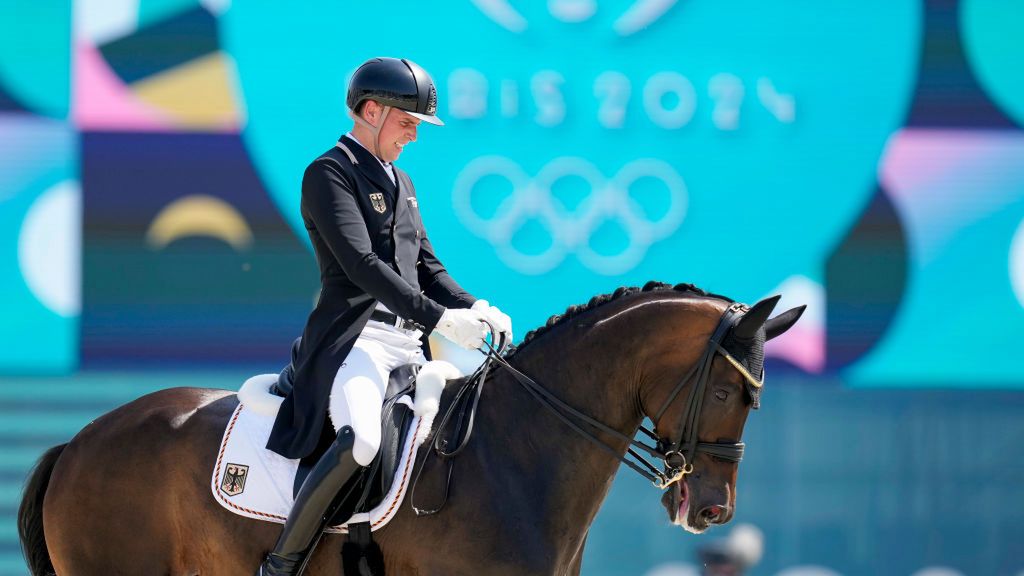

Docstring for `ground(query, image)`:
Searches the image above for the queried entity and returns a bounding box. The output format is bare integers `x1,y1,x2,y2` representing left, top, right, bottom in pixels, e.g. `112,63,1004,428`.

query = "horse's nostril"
700,505,727,523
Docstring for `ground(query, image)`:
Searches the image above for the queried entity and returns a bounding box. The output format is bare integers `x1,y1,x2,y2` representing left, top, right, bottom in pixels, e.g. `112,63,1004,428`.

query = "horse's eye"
714,389,729,402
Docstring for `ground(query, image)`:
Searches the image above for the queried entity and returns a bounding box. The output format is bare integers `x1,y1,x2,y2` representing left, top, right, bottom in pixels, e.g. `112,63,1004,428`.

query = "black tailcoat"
267,135,476,459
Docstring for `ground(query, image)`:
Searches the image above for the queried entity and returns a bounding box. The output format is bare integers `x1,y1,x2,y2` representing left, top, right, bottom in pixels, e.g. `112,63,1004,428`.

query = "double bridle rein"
411,302,763,515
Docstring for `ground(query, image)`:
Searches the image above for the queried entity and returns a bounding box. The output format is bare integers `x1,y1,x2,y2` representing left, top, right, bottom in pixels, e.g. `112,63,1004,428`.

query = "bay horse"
19,282,803,575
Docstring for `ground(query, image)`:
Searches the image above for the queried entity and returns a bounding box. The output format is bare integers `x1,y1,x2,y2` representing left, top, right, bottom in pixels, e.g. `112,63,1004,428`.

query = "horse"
19,281,803,575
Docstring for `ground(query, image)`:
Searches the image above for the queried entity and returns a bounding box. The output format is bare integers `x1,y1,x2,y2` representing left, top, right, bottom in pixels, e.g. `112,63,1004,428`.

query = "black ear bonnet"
720,325,765,409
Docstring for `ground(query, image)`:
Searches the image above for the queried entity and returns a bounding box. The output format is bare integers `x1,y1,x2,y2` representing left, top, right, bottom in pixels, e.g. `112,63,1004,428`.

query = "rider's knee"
330,426,377,466
351,433,380,466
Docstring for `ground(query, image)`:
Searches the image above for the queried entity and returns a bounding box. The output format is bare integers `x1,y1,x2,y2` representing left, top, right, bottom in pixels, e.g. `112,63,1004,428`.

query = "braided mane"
507,281,732,358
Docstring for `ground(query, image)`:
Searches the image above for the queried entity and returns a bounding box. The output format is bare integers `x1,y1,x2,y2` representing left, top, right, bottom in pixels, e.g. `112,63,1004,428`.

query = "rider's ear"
732,295,780,341
363,100,377,122
764,305,806,341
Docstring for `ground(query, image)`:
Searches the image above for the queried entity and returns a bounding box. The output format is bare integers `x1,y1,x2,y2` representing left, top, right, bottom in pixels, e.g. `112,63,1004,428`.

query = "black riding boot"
256,426,365,576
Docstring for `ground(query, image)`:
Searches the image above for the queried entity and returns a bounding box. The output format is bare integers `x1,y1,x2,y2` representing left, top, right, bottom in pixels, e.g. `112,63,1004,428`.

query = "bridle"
647,301,763,487
411,302,764,515
497,301,762,489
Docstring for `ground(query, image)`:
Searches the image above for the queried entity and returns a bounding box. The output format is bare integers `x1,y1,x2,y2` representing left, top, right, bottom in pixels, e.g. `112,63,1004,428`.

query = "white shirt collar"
345,132,395,184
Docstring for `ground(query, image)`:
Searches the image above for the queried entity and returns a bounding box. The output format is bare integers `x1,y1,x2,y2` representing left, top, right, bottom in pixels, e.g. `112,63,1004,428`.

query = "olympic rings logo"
453,156,688,275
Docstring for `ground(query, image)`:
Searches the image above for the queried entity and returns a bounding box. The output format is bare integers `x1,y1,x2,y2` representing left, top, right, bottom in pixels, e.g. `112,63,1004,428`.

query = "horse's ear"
765,305,806,341
733,295,780,340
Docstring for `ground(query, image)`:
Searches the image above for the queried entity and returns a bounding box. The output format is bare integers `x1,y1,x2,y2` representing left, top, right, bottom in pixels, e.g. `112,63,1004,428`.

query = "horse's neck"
477,335,644,545
504,338,643,441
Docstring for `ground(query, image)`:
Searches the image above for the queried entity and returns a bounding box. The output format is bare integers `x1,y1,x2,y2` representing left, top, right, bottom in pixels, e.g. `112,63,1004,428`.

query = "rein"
410,302,761,516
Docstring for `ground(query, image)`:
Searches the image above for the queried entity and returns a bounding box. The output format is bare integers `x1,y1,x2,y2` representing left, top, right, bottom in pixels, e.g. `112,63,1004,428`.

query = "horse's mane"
507,281,733,358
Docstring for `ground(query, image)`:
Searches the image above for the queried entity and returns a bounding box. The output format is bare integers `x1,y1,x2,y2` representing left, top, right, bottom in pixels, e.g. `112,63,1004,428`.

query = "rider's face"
364,101,420,163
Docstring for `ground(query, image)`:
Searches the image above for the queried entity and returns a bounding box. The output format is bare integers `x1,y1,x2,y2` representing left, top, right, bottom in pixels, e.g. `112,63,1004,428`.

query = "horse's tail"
18,444,67,576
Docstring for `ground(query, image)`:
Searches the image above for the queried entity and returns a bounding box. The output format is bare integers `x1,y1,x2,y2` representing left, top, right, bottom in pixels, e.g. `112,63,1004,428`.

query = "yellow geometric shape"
131,51,243,129
146,194,253,251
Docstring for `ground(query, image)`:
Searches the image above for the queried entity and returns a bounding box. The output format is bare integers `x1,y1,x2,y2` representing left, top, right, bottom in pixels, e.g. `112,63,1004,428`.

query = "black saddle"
273,338,420,523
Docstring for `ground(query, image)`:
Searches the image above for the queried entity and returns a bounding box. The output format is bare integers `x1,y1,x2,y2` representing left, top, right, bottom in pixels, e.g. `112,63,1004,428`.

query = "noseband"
486,302,763,490
646,302,763,488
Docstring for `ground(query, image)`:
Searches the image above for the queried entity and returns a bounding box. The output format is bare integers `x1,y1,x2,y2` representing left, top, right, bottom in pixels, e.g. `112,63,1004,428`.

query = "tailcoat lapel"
338,135,397,197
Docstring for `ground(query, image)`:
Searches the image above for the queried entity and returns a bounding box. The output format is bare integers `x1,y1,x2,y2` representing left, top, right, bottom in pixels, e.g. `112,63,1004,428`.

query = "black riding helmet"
347,57,444,126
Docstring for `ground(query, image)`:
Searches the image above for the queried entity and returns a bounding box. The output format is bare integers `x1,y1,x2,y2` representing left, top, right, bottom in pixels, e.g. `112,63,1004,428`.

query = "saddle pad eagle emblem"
220,463,249,496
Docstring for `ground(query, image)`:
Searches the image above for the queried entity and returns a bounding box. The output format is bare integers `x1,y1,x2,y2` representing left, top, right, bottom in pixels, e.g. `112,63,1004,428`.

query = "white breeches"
328,320,426,466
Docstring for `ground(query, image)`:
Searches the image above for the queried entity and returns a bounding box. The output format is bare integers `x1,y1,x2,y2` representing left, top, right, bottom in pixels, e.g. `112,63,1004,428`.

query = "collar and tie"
344,133,396,185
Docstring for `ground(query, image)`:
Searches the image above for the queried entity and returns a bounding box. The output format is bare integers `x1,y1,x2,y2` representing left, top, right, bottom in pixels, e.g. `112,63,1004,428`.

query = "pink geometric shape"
766,324,825,374
73,40,175,131
878,129,987,199
878,129,1024,262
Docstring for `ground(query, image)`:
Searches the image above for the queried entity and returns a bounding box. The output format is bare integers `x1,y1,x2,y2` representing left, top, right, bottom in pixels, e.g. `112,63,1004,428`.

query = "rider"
258,57,513,576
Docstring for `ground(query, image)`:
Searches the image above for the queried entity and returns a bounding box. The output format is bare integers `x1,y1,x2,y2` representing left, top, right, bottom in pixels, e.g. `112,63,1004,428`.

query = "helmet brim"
406,111,445,126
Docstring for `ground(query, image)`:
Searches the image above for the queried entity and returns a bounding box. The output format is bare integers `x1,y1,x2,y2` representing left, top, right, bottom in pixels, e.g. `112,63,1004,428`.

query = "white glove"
472,299,514,346
435,307,489,350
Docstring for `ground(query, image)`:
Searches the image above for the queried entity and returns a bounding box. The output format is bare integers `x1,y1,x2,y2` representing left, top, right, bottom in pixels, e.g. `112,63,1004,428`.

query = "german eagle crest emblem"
221,463,249,497
369,193,386,214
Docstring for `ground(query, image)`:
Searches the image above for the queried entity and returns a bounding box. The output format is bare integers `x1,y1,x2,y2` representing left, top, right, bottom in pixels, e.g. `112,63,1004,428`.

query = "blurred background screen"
2,1,1023,574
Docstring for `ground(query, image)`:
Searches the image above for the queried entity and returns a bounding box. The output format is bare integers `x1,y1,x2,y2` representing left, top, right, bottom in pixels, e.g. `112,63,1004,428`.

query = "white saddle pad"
210,372,443,533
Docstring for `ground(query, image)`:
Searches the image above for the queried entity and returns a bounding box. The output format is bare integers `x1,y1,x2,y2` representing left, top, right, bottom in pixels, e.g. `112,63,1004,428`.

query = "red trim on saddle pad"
211,403,423,532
